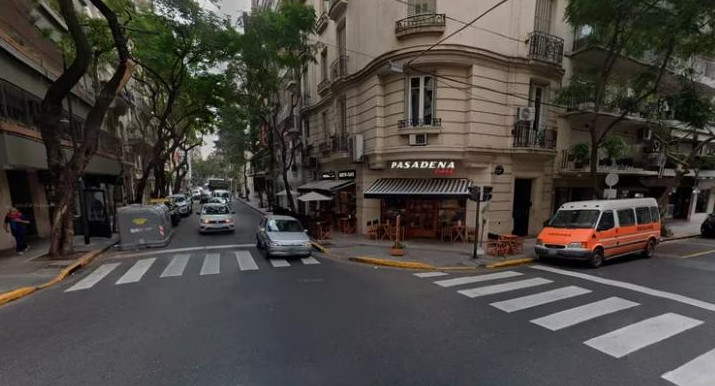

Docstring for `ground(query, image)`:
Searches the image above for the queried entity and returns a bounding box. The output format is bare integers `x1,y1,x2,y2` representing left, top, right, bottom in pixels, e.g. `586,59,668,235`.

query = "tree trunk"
174,167,188,193
134,162,153,203
281,166,296,213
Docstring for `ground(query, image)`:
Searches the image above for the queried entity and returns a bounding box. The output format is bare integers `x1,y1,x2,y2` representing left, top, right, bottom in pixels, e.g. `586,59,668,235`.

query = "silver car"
256,215,312,257
170,194,191,216
197,203,235,233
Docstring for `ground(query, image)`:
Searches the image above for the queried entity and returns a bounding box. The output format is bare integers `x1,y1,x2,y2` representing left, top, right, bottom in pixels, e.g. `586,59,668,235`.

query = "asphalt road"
3,204,715,385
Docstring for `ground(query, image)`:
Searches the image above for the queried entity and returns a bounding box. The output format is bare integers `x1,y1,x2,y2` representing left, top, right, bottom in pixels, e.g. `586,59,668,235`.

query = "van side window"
617,208,636,227
650,206,660,222
635,207,652,224
597,211,615,231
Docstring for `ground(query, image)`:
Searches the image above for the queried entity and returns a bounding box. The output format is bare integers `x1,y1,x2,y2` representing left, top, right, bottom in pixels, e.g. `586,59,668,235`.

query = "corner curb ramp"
486,258,535,269
349,256,437,270
0,242,116,306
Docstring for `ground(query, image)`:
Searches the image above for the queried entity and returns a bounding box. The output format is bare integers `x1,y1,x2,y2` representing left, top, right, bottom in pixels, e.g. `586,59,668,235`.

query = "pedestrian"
3,207,30,255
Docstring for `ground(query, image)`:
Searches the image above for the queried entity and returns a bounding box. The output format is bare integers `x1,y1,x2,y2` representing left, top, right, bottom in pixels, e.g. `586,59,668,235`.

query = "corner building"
299,0,567,237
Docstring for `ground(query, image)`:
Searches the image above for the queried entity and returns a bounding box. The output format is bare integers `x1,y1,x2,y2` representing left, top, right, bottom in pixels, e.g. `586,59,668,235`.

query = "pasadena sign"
390,160,455,169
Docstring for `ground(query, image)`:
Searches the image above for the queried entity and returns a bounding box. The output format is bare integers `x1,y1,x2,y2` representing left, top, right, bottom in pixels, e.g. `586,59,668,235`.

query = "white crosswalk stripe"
269,258,291,268
457,278,552,298
531,297,640,331
584,313,703,358
65,263,121,292
200,253,221,275
434,271,523,288
116,258,155,285
301,256,320,265
414,272,448,278
161,254,190,277
662,347,715,386
490,286,592,313
235,251,259,271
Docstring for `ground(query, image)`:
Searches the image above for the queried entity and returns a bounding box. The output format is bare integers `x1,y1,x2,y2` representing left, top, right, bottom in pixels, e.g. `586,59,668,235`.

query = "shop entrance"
406,199,439,238
512,178,532,236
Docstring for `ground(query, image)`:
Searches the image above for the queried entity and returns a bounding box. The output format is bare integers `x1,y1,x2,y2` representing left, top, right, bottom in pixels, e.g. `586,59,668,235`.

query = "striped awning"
297,179,355,192
364,178,472,198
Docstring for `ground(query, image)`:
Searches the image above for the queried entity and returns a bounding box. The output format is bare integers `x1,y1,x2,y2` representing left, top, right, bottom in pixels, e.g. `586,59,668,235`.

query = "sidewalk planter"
389,241,406,256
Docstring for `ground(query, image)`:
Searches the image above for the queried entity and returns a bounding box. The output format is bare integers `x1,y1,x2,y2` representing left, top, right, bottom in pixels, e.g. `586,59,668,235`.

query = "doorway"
6,170,38,237
512,178,533,236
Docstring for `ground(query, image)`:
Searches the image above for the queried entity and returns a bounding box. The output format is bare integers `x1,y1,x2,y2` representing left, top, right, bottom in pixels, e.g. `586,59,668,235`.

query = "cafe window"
635,207,652,224
617,208,636,227
407,75,434,126
439,199,466,225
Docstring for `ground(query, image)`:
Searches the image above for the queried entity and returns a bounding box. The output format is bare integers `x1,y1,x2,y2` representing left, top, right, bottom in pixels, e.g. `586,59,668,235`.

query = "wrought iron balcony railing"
528,31,564,66
398,117,442,128
395,13,446,35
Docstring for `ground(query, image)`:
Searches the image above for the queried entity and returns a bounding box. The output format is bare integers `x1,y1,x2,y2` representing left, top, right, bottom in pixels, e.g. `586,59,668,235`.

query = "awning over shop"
298,191,333,202
276,190,299,196
297,179,355,192
364,178,472,198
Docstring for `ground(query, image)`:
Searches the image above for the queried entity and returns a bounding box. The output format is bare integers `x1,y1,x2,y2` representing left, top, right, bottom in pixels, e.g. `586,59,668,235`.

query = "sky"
197,0,252,159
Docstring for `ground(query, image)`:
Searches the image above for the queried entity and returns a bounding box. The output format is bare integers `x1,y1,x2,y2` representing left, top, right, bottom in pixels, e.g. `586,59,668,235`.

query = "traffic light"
468,186,480,201
481,186,493,202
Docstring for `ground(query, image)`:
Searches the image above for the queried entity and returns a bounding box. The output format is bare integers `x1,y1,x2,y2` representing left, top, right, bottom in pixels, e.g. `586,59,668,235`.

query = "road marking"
65,263,121,292
531,297,639,331
457,278,552,298
269,259,290,268
301,257,320,265
117,244,255,259
490,286,592,313
681,249,715,259
434,271,523,288
235,251,259,271
200,253,221,275
662,347,715,385
116,258,155,285
584,313,703,358
161,254,190,277
531,265,715,312
414,272,448,278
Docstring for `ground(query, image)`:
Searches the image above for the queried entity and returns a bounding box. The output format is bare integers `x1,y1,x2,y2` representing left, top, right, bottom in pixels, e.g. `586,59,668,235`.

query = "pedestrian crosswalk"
412,269,715,385
65,250,320,293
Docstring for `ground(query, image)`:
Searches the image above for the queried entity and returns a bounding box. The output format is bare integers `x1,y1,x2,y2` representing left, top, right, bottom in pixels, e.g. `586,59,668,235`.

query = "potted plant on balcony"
571,142,590,169
599,136,627,167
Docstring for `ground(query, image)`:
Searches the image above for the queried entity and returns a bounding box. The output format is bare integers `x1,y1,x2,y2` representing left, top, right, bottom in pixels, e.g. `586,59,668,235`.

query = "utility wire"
405,0,510,66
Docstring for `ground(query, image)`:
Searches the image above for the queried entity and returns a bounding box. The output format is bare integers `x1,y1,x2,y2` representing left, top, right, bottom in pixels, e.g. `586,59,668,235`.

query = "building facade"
297,0,568,237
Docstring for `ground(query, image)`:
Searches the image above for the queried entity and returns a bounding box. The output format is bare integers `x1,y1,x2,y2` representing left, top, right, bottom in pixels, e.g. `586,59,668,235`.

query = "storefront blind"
364,178,471,198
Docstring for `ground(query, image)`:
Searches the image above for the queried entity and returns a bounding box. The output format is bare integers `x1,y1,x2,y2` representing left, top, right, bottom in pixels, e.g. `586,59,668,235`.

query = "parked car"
208,197,228,205
256,215,312,258
701,214,715,237
170,194,191,217
192,188,202,201
148,198,181,226
535,198,660,268
200,191,211,204
198,203,235,233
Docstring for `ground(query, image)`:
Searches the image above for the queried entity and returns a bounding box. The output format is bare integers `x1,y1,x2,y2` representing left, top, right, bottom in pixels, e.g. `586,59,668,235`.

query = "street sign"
494,165,504,175
605,173,619,187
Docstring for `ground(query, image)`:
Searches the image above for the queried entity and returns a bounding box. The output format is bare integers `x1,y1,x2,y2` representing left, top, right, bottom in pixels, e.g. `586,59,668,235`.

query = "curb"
310,241,328,254
349,256,436,270
486,257,535,269
662,234,700,242
0,242,116,306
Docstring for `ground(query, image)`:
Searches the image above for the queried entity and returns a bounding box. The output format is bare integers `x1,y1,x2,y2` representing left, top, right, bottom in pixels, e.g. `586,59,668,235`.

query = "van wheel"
643,239,656,258
590,248,604,268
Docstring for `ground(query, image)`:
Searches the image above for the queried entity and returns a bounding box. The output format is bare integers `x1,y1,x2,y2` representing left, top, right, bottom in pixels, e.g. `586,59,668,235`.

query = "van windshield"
549,210,600,229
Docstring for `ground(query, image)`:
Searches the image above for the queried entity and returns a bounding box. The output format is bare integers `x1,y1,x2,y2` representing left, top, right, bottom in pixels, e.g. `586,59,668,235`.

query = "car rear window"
203,206,228,214
617,209,636,227
267,219,304,232
635,207,652,224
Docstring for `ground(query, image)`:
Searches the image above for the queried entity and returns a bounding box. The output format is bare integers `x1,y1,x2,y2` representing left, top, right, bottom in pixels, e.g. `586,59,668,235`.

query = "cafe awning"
298,191,334,202
364,178,472,198
297,179,355,193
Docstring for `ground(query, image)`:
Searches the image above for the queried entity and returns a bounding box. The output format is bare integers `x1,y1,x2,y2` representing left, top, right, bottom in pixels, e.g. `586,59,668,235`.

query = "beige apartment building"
298,0,569,237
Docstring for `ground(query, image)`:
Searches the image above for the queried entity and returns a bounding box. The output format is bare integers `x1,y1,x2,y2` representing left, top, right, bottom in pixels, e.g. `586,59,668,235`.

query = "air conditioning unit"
516,107,534,122
409,133,428,146
349,134,364,163
638,128,653,140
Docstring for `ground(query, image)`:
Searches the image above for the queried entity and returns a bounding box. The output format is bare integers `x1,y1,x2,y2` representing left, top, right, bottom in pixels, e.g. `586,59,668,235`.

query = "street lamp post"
78,177,90,245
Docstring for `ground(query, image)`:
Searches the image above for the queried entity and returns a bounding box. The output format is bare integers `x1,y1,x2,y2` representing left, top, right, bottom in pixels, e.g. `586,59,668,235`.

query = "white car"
198,203,235,233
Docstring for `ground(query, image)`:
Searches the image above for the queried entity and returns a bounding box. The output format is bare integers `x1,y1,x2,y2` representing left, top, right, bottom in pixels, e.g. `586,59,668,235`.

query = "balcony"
330,55,349,81
328,0,347,20
395,13,446,39
512,123,557,150
317,78,331,95
315,12,329,33
397,117,442,135
528,31,564,66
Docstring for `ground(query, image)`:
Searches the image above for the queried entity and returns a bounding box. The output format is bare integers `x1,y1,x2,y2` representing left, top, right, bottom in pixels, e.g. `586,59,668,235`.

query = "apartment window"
529,82,548,131
26,95,42,127
534,0,553,33
322,0,329,13
303,118,310,138
408,0,436,15
321,111,329,140
4,82,29,125
408,75,434,126
320,49,328,82
337,97,347,136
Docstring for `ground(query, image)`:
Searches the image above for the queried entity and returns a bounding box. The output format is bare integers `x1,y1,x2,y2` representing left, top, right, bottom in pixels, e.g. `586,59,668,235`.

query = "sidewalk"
0,235,118,293
665,214,705,239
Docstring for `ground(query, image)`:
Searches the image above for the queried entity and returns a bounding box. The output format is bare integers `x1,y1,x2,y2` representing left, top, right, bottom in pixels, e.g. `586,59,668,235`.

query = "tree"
233,2,316,212
128,0,236,201
556,0,715,199
38,0,134,256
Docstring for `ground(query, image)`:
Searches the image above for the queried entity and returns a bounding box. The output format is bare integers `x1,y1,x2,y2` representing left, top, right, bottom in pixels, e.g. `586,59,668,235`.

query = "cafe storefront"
363,160,472,239
297,169,357,231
